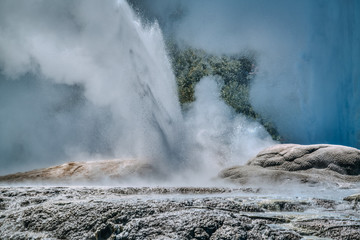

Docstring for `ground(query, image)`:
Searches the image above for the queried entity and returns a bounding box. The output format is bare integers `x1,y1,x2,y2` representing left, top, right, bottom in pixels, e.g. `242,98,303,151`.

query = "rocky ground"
0,186,360,240
1,144,360,239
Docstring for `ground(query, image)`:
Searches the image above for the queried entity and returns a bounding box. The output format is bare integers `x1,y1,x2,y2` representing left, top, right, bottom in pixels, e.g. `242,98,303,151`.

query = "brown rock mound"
220,144,360,185
0,159,158,183
250,144,360,175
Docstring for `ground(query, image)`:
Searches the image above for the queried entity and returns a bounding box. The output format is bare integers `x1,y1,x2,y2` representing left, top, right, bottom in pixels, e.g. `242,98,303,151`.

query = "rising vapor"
0,0,275,178
131,0,360,147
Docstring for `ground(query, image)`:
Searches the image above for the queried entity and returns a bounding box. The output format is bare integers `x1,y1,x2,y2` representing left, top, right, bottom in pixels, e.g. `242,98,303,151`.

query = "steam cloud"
0,0,275,177
1,0,358,179
0,0,187,174
131,0,360,147
185,77,274,170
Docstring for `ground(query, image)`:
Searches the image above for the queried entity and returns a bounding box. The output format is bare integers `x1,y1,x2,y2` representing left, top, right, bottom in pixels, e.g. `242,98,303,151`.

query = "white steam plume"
0,0,277,180
132,0,360,148
185,77,275,175
0,0,186,174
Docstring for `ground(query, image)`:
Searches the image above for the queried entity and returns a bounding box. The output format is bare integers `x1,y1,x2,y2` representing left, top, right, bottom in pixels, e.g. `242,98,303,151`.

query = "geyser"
0,0,275,176
0,0,186,174
132,0,360,148
2,0,358,179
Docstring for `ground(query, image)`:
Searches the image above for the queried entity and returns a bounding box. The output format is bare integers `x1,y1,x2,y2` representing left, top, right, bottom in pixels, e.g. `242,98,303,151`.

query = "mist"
1,0,358,180
0,0,277,177
131,0,360,147
0,0,187,174
185,77,274,170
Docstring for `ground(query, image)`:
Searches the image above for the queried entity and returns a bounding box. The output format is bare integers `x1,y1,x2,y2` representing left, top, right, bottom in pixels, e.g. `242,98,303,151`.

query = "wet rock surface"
220,144,360,185
0,187,359,240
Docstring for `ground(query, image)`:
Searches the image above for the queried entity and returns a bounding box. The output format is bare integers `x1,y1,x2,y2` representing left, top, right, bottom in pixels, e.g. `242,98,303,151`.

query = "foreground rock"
0,159,159,184
220,144,360,185
1,186,359,240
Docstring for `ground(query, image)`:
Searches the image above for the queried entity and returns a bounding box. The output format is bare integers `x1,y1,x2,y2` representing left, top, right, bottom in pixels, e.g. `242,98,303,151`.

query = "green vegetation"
167,42,281,141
